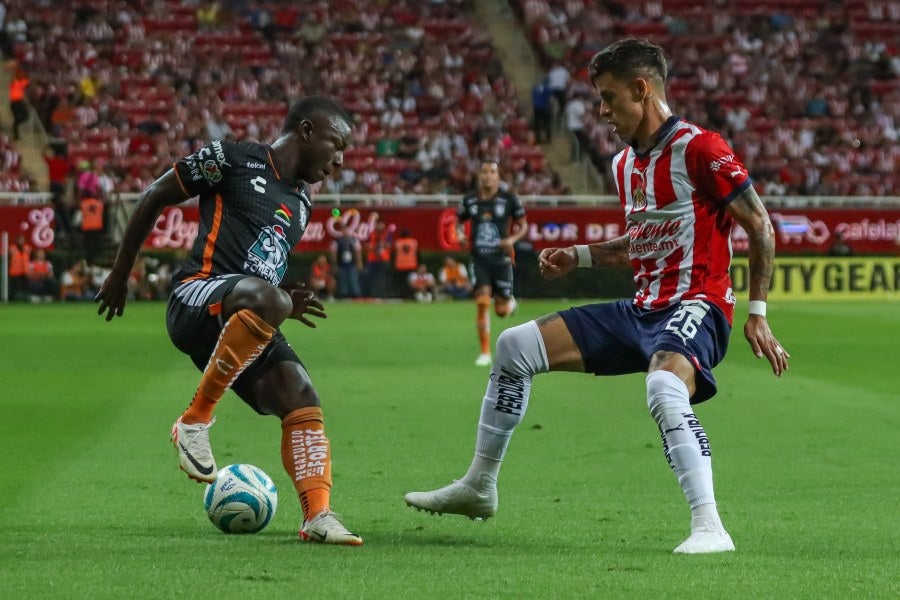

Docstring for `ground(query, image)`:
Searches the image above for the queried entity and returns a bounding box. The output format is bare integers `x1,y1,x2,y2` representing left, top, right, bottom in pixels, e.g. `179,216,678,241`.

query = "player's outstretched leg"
172,417,217,483
405,321,548,520
404,474,498,520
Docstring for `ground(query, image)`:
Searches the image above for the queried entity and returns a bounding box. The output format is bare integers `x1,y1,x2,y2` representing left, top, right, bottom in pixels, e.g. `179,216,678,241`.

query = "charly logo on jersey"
251,176,266,194
244,225,290,284
274,203,292,226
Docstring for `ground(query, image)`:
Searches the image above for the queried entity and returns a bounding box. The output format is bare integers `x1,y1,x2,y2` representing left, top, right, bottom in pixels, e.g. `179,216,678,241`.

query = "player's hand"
744,315,790,376
95,270,129,321
285,283,327,328
538,246,577,280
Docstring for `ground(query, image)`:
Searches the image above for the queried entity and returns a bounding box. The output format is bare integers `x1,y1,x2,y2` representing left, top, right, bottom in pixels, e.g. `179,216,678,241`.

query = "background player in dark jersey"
456,160,528,366
95,96,363,546
405,40,789,554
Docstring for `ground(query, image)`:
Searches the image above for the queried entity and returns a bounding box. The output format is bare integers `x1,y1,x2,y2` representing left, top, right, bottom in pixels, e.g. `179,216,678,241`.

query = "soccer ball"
204,464,278,534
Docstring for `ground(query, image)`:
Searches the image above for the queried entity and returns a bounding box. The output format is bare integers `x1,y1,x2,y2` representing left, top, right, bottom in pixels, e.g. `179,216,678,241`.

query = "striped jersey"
172,140,312,286
611,116,752,323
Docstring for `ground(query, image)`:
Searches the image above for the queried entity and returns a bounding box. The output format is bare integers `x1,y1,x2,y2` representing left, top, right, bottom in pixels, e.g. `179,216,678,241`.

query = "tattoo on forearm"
590,235,630,267
748,227,775,299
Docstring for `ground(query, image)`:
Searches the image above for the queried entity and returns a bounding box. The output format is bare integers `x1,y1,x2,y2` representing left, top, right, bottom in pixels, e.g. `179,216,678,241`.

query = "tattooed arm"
538,234,631,280
727,185,789,376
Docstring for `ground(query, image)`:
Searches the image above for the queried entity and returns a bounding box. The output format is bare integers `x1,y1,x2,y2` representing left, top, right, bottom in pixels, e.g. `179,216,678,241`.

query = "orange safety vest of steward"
8,243,32,276
80,197,104,232
393,237,418,271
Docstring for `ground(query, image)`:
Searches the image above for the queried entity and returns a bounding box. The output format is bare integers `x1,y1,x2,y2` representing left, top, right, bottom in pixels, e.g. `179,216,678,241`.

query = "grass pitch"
1,298,898,599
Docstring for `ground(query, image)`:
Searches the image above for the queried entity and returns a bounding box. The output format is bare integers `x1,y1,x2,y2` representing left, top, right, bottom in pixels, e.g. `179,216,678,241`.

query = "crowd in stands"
0,131,29,191
514,0,899,196
2,0,562,199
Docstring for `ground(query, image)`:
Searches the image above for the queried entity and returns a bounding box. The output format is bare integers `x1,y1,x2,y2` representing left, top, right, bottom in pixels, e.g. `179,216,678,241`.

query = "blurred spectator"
128,254,154,300
531,78,553,144
545,61,570,128
308,253,337,301
44,144,72,241
196,1,222,30
408,263,437,303
75,160,101,199
363,216,393,298
25,249,58,302
205,103,234,141
392,228,419,294
564,91,587,162
59,259,92,301
76,191,105,264
8,64,29,140
7,234,31,301
826,231,855,257
330,222,363,299
438,255,472,300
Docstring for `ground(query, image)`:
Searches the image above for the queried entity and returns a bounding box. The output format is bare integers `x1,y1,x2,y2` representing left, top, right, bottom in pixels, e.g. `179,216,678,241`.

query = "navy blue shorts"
166,274,303,413
559,299,731,404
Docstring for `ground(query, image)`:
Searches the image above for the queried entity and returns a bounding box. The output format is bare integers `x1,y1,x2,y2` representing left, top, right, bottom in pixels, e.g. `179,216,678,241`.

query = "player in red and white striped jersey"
405,39,789,554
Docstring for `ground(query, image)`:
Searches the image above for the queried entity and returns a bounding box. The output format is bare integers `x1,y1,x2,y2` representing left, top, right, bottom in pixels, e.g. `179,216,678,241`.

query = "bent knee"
228,278,292,325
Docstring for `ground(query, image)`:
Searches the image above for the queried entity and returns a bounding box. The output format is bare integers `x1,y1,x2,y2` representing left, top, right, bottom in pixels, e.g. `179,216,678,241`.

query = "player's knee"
645,370,690,414
231,280,292,325
495,321,548,377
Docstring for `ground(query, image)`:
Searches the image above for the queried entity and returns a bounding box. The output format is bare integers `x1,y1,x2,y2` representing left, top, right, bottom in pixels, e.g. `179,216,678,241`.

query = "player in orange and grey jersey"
456,160,528,367
96,96,363,545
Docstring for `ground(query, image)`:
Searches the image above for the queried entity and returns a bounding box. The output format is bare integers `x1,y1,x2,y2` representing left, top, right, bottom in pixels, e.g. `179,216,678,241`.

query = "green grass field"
1,299,898,599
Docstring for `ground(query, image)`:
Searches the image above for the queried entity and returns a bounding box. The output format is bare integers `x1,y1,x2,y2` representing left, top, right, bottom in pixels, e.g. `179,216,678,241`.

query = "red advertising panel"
0,206,57,249
2,205,899,255
146,206,900,255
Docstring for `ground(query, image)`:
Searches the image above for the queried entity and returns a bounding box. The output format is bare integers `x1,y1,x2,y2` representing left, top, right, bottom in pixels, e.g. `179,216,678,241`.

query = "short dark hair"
589,38,668,85
282,95,351,134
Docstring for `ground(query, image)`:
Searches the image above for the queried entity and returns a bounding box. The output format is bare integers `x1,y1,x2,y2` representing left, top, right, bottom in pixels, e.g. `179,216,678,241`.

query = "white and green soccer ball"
204,464,278,534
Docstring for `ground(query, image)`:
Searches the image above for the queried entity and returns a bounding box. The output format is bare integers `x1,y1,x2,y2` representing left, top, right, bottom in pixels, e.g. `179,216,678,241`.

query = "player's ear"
300,118,314,140
632,77,651,102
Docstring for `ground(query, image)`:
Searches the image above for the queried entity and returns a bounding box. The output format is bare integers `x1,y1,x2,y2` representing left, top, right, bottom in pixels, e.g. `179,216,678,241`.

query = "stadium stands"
512,0,899,195
5,0,557,195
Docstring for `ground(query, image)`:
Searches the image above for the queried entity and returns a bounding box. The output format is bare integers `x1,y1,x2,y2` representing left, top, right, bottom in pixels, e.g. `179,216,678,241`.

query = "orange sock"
476,296,491,354
281,406,332,521
181,309,275,425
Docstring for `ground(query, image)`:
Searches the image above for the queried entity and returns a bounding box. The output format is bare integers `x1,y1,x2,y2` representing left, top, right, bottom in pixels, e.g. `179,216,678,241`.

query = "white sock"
462,321,549,488
646,370,718,512
691,502,724,530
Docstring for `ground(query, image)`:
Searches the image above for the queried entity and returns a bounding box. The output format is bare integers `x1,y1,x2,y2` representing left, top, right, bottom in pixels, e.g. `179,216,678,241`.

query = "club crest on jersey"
244,225,290,284
631,168,648,210
274,203,292,226
632,187,647,209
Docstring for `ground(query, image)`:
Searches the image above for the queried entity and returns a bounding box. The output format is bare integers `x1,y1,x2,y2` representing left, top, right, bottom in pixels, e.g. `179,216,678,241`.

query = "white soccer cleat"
475,352,493,367
171,417,217,483
404,478,498,521
299,511,363,546
673,520,735,554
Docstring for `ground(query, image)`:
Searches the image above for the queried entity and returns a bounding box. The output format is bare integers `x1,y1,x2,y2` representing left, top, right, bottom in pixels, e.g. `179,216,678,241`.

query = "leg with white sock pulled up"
404,320,550,519
646,366,734,553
